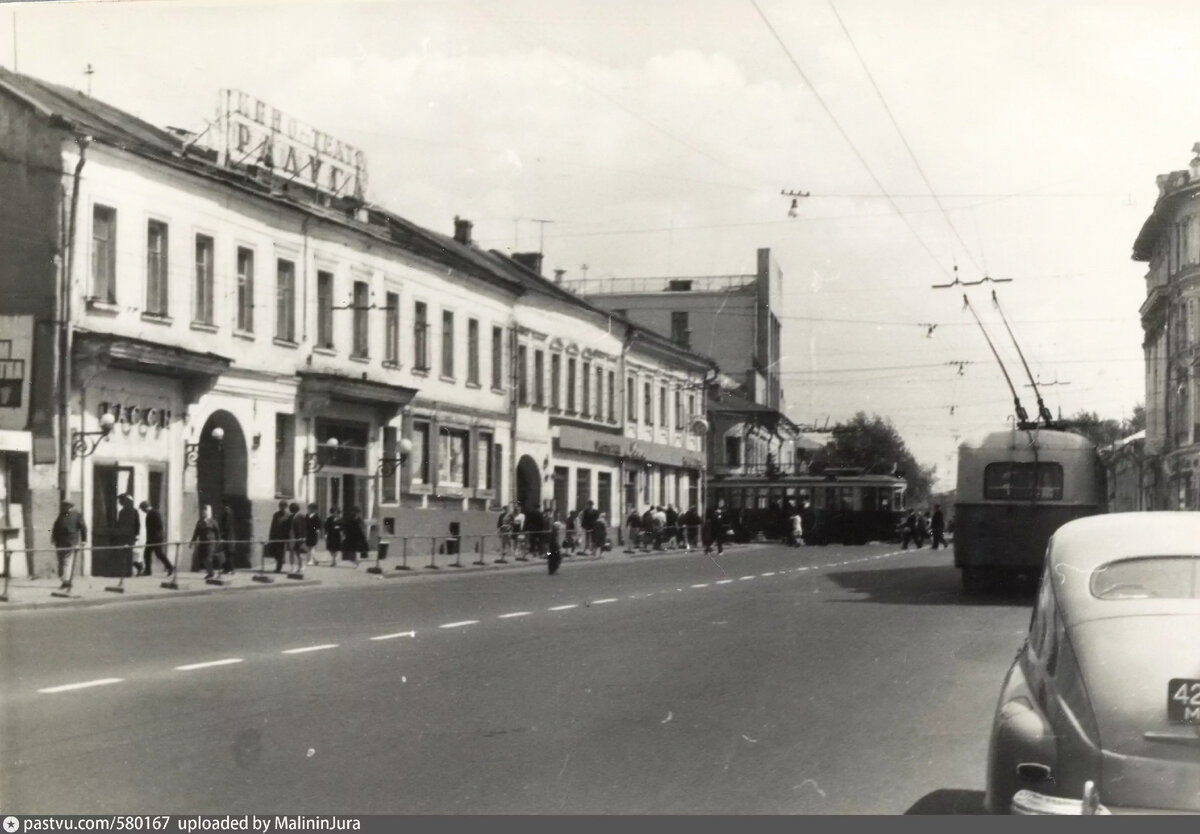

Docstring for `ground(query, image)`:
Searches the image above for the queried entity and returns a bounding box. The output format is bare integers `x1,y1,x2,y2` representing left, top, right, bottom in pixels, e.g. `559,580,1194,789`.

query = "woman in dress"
190,504,223,579
323,506,343,567
342,506,369,566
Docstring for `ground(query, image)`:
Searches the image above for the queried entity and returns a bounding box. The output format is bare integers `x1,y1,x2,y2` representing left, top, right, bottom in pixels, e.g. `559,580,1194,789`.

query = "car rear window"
1090,556,1200,600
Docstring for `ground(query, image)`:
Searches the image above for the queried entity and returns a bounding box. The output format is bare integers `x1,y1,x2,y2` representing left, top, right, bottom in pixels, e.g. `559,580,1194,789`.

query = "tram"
954,427,1105,593
708,469,907,545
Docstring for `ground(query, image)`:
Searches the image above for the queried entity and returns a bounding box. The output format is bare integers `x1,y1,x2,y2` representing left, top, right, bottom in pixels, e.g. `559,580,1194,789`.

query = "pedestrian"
580,500,599,554
138,500,173,576
664,504,679,550
705,503,728,555
287,501,306,575
342,506,369,565
790,509,803,548
218,498,237,575
593,512,609,553
511,503,527,557
323,506,343,566
624,507,642,553
564,509,579,555
800,500,815,545
682,505,701,551
50,500,87,591
901,509,918,550
116,493,142,577
642,506,656,551
267,499,290,573
304,502,322,566
497,504,514,557
931,504,948,550
550,514,565,567
652,505,667,550
190,504,223,579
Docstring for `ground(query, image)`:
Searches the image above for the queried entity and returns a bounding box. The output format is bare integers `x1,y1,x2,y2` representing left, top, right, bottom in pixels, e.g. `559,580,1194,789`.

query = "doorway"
516,455,541,512
195,410,250,568
92,464,134,576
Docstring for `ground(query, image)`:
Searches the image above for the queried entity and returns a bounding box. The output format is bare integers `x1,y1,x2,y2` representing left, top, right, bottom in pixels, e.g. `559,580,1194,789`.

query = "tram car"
708,468,907,545
954,427,1105,593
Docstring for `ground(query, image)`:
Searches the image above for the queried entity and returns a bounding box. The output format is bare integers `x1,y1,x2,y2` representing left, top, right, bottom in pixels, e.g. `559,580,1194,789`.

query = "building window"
236,247,254,333
725,435,741,467
608,370,616,421
643,381,653,425
688,394,696,422
194,234,215,325
410,421,430,485
439,428,470,488
467,318,480,384
627,376,637,421
534,349,545,406
316,271,334,349
675,390,684,429
385,291,399,365
551,353,562,409
581,361,591,417
275,413,295,497
491,326,504,389
441,310,455,378
414,301,429,370
276,259,296,342
671,311,690,348
567,358,577,412
576,468,592,507
382,426,398,503
146,220,169,316
92,205,117,304
352,280,370,358
659,385,667,427
517,344,528,405
596,366,604,422
477,431,494,490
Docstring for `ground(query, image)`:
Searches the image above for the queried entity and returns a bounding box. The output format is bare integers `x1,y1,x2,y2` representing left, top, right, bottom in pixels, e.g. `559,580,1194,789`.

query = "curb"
0,577,321,612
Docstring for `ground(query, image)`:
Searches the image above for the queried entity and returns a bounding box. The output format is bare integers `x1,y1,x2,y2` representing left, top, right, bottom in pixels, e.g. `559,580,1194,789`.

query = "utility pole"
83,64,94,96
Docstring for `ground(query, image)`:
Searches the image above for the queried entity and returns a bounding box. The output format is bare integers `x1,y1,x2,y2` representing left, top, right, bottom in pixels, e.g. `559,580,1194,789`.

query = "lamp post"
304,436,339,474
370,436,412,574
70,411,115,458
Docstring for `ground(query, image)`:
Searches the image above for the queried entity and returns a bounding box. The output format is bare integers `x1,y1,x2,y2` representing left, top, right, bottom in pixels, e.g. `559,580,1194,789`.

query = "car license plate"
1169,678,1200,724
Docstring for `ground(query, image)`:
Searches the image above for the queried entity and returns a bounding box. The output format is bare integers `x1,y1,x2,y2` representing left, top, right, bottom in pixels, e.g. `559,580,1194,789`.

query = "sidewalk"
0,542,729,612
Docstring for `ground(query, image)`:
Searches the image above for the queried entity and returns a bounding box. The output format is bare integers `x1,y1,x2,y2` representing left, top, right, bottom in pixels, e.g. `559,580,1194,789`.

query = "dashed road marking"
175,658,243,671
498,611,532,619
715,579,733,585
739,576,755,581
591,598,618,605
439,620,479,629
691,583,709,588
282,644,339,654
370,631,416,641
761,572,776,577
38,678,123,694
549,604,578,611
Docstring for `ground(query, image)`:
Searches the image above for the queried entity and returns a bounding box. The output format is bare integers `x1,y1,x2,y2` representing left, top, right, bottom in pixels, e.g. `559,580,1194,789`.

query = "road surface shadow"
905,788,987,814
824,564,1038,607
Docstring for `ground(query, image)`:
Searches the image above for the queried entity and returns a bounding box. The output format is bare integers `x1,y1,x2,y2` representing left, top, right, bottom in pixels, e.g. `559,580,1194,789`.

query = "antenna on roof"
83,64,94,96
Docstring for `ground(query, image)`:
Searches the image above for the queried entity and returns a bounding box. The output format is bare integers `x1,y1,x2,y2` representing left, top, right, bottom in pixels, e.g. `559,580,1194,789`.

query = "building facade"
1132,144,1200,511
0,68,712,576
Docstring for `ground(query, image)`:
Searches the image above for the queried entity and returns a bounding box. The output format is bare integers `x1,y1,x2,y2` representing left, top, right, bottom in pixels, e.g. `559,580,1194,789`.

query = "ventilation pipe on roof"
453,216,473,245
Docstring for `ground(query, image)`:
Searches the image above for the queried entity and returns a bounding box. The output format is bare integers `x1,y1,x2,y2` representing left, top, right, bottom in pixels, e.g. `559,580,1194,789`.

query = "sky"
5,0,1191,490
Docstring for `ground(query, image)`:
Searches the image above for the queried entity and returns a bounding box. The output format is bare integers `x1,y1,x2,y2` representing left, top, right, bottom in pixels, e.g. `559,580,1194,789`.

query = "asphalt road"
0,542,1036,814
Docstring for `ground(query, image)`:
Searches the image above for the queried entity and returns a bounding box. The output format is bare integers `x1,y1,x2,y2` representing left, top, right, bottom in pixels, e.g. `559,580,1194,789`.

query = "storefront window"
410,422,429,485
477,432,494,490
439,428,469,487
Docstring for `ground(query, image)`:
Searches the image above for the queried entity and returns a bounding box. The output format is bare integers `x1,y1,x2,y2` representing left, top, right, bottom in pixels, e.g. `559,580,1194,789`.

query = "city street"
0,542,1034,814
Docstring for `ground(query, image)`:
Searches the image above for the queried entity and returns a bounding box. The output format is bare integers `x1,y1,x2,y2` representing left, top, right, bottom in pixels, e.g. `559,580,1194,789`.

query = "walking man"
305,502,322,566
115,493,142,577
267,499,290,573
138,500,173,576
218,498,237,575
580,500,599,554
287,501,306,576
931,504,948,550
705,503,728,556
50,500,87,590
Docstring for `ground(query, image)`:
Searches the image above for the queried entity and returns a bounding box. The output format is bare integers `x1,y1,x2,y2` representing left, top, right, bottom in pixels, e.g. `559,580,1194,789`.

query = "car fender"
985,656,1055,813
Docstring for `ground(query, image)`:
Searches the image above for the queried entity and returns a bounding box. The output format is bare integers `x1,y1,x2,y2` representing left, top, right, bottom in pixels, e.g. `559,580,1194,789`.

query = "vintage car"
985,512,1200,814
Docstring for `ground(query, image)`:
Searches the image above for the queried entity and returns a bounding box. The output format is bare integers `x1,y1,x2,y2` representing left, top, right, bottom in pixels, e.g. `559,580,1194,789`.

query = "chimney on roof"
554,269,566,284
511,252,544,276
453,216,473,245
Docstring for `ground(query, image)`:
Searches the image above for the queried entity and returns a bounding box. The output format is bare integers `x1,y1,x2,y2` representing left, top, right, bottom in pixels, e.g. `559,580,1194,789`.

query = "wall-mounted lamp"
184,426,225,469
377,437,414,477
71,412,116,459
252,432,262,451
304,436,339,474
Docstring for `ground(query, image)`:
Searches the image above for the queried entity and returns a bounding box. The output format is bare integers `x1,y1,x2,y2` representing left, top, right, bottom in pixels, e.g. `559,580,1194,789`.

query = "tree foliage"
1061,405,1143,449
819,412,936,504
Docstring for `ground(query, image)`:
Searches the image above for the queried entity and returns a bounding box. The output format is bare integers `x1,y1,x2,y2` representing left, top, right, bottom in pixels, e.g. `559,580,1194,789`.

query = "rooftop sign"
214,89,367,200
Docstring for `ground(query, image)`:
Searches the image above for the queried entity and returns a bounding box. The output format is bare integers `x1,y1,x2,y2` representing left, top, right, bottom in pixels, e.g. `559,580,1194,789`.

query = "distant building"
1132,144,1200,510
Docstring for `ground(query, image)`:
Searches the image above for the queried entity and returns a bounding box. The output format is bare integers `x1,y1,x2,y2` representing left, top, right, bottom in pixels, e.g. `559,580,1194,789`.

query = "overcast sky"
8,0,1192,490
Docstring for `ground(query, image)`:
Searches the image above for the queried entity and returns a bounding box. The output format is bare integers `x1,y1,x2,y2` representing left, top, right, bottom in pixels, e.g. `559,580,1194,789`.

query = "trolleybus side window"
983,462,1064,501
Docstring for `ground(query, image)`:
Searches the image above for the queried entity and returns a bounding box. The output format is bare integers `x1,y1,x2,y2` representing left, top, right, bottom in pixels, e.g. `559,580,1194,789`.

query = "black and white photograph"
0,0,1197,816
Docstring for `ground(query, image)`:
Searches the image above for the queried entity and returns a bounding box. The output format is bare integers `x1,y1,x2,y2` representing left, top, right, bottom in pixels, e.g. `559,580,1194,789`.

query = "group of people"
623,504,703,553
900,504,947,550
495,500,568,574
50,495,174,590
261,501,371,577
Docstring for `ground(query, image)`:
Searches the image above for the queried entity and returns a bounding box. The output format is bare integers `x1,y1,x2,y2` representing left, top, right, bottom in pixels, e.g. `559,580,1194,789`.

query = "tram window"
984,462,1064,500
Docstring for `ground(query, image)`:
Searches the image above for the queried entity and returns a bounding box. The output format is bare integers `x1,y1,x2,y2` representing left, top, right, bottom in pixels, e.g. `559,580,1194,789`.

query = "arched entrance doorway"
515,455,542,512
195,410,251,569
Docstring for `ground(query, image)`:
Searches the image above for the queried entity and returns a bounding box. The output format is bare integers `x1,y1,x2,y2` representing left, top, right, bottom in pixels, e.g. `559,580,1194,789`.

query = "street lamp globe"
325,437,340,449
398,437,414,455
98,412,116,433
211,427,225,442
